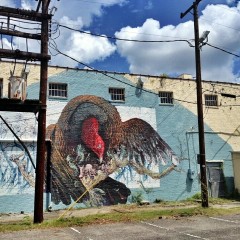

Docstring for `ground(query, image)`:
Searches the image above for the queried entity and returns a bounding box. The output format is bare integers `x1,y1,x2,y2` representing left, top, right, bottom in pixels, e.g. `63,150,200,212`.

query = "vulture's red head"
81,117,105,162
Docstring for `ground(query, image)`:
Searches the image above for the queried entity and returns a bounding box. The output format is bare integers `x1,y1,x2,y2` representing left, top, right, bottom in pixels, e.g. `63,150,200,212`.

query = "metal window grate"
49,83,68,98
109,88,125,102
205,94,218,106
159,91,173,104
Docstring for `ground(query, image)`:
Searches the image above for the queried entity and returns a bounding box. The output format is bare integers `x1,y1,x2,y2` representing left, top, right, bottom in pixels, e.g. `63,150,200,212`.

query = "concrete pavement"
0,213,240,239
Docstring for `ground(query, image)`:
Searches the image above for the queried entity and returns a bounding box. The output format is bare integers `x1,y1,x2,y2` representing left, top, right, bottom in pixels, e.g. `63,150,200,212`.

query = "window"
159,91,173,105
109,88,125,102
49,83,67,98
205,94,218,107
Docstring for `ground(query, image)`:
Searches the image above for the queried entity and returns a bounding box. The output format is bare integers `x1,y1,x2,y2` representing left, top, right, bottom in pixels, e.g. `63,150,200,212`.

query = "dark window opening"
159,91,173,104
109,88,125,102
205,94,218,107
49,83,68,98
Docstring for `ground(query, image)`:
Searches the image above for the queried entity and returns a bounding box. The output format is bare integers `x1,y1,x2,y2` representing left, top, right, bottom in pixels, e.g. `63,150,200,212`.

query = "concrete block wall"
125,74,240,152
0,61,65,97
0,62,239,213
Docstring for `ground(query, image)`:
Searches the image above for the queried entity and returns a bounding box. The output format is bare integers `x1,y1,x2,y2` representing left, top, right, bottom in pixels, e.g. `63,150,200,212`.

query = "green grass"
185,193,240,204
1,199,240,233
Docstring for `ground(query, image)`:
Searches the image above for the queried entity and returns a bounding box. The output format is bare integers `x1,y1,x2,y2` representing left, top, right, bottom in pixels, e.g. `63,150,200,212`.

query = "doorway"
206,161,226,198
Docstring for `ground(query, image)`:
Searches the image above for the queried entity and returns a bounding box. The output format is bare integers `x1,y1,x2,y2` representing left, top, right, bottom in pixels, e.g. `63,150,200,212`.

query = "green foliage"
154,199,164,203
130,192,143,205
188,192,202,200
186,192,239,205
229,188,240,200
159,73,169,78
1,199,240,233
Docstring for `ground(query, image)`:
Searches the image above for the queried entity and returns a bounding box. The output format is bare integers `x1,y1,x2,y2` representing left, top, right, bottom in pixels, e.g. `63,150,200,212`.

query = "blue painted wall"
0,69,234,213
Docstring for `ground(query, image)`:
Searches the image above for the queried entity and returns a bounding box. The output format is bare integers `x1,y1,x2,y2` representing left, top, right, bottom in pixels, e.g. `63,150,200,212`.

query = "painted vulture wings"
46,95,179,206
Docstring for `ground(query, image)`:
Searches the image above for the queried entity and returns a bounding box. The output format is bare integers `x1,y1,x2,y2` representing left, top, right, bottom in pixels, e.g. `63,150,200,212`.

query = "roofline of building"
1,59,239,86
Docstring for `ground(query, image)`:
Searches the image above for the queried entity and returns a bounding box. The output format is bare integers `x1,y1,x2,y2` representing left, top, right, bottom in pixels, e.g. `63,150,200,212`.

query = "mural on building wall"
47,95,179,207
0,113,37,195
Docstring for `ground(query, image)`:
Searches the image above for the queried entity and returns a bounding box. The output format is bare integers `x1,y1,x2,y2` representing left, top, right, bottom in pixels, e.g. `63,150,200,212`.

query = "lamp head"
199,30,210,43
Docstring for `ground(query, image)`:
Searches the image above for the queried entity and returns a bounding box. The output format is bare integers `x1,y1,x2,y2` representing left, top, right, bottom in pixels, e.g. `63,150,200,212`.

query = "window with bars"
109,88,125,102
159,91,173,105
48,83,68,99
205,94,218,107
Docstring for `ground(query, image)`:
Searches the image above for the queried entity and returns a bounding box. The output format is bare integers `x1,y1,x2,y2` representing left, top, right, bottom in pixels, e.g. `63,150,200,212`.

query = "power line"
49,37,240,108
54,19,193,40
58,24,194,46
57,23,240,58
215,4,240,15
48,40,202,107
201,17,240,33
206,43,240,58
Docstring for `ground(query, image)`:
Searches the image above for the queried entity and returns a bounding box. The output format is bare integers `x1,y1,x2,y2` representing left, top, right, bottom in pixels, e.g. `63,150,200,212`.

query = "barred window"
159,91,173,104
109,88,125,102
205,94,218,107
49,83,68,99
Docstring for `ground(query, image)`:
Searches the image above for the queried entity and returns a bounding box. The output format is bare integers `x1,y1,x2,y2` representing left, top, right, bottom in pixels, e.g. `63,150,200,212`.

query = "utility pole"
34,0,50,223
0,1,51,223
181,0,209,207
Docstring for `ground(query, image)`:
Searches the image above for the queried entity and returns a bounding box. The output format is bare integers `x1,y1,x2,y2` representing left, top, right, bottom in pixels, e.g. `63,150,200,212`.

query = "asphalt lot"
0,213,240,240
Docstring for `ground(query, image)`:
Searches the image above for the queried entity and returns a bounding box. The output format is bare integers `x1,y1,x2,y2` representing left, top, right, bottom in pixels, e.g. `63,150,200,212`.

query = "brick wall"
0,62,239,212
0,61,65,97
125,74,240,152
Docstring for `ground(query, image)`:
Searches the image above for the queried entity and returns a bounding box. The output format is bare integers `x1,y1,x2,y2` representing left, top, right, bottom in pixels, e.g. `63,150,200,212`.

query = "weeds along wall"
0,61,239,213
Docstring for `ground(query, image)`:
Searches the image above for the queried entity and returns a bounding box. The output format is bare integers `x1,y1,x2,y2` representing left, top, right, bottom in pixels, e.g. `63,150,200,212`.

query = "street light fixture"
199,30,210,44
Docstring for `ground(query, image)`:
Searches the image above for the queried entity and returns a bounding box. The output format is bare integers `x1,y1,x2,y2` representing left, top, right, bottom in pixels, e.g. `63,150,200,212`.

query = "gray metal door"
206,161,226,198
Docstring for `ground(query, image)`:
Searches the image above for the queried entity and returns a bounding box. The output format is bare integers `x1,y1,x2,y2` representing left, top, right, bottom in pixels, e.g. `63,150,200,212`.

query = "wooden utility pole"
34,0,50,223
0,1,51,223
181,0,209,208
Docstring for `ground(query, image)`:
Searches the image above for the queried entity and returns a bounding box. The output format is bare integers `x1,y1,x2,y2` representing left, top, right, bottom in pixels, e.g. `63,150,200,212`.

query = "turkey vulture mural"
46,95,179,206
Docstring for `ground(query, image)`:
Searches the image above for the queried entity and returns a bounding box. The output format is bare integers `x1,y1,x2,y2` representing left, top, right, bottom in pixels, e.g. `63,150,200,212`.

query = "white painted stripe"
209,217,239,224
141,221,170,231
70,227,94,239
141,221,209,240
70,227,81,234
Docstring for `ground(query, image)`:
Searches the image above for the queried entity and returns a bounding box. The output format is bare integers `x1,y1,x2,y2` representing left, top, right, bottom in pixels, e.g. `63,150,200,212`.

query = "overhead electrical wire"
1,9,239,124
58,24,194,46
205,43,240,58
48,39,200,107
200,16,240,33
57,23,240,58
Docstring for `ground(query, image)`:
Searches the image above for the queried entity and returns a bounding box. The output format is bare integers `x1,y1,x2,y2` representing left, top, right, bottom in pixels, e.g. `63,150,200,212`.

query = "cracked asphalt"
1,202,240,240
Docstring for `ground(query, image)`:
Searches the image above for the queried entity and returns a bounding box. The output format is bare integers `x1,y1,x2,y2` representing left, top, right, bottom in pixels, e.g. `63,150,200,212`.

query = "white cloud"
115,19,195,76
1,1,239,82
47,0,125,67
21,0,33,10
0,0,16,7
115,4,240,82
47,17,116,67
0,0,123,68
53,0,126,28
2,38,13,49
57,32,116,67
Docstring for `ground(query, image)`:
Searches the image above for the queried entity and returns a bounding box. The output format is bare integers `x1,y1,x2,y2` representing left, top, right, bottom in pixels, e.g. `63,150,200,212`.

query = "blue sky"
1,0,240,82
